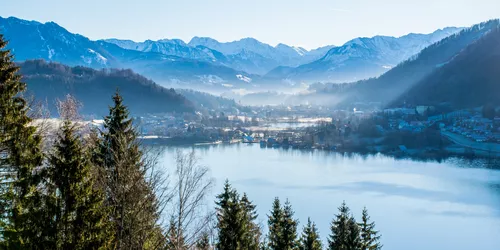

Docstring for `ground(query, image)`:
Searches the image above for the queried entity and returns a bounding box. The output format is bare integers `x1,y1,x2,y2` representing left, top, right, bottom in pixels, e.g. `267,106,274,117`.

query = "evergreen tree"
346,217,361,250
94,92,163,249
45,121,112,249
215,180,244,250
358,208,382,250
281,199,298,250
299,218,322,250
240,193,261,250
328,201,351,250
196,231,210,250
267,197,284,250
0,34,45,248
166,217,185,249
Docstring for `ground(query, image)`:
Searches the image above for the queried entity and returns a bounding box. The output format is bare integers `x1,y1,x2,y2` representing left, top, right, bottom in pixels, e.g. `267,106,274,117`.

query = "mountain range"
0,16,463,91
266,27,462,83
394,24,500,109
303,19,500,109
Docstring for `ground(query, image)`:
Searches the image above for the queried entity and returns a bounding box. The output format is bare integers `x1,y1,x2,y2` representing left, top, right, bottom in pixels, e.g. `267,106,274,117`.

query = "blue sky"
1,0,499,49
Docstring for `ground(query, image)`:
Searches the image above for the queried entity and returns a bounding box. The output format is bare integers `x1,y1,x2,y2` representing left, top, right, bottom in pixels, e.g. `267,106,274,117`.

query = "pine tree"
267,197,284,250
94,91,163,249
196,231,210,250
240,193,261,250
346,217,361,250
281,199,298,250
328,201,351,250
45,120,112,249
166,217,185,249
0,34,45,248
358,208,382,250
299,218,322,250
215,180,244,250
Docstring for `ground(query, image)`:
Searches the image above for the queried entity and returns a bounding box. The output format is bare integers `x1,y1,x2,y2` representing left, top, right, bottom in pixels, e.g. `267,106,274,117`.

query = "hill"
309,19,500,107
19,60,194,116
394,26,500,108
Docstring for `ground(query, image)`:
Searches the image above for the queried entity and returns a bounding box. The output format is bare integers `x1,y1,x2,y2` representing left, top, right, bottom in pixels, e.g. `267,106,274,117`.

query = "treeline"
213,181,382,250
18,59,194,116
0,35,383,249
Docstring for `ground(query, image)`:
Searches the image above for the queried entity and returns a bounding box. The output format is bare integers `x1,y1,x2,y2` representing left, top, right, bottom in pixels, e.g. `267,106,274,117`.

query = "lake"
158,143,500,250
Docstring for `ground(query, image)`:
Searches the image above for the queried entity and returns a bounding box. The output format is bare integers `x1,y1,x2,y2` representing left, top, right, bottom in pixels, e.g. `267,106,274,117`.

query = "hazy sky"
1,0,500,49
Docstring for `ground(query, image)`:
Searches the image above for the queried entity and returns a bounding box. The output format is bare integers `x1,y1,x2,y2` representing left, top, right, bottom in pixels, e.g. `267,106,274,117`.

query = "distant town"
89,103,500,159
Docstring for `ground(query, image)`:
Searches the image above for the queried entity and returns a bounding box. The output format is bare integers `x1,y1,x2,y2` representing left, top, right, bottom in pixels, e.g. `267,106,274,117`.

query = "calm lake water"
158,143,500,250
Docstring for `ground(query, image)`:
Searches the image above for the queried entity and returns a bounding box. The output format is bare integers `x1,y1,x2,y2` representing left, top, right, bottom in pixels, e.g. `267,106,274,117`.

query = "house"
428,114,444,122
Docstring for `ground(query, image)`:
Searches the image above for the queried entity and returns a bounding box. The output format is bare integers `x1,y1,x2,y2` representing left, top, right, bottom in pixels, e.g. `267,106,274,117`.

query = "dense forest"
18,59,194,116
393,27,500,108
0,35,383,249
309,19,500,108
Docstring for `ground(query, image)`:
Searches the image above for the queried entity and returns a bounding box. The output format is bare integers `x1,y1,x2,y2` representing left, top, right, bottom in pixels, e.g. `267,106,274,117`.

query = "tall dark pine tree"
358,208,382,250
328,201,351,250
299,218,322,250
95,92,163,249
240,193,261,250
196,231,210,250
346,217,361,250
46,121,112,249
0,34,45,248
281,199,298,250
267,197,284,250
215,180,245,250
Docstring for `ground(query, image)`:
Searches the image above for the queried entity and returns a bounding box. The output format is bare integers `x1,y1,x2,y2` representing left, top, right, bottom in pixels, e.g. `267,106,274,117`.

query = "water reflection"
155,143,500,250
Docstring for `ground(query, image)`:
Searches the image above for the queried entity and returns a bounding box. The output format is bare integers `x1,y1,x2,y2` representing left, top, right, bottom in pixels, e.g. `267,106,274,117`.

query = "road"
441,131,500,154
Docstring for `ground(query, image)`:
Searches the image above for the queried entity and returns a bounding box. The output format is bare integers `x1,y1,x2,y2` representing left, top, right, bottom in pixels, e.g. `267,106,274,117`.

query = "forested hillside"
310,19,500,107
19,60,194,116
394,27,500,108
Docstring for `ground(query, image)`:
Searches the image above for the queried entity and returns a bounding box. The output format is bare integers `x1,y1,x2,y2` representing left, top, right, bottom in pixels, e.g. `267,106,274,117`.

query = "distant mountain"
393,26,500,109
0,17,116,68
188,37,334,71
104,37,330,75
309,19,500,107
268,27,463,83
0,16,259,91
19,60,194,116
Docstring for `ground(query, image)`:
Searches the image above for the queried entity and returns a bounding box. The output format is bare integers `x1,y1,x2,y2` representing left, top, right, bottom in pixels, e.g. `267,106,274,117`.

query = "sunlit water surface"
158,143,500,250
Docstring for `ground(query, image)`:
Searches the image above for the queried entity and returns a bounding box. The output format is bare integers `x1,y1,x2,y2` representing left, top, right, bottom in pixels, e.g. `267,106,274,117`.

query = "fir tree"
166,217,185,249
281,199,298,250
45,120,112,250
240,193,261,250
215,180,244,250
196,231,210,250
267,197,284,250
358,208,382,250
0,34,45,248
346,217,361,250
299,218,322,250
328,201,351,250
94,91,163,249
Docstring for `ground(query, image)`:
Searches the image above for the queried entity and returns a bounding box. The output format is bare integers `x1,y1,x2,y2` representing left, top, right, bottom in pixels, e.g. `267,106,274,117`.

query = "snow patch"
87,48,108,65
292,47,306,56
236,74,252,83
47,46,55,59
196,75,225,85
